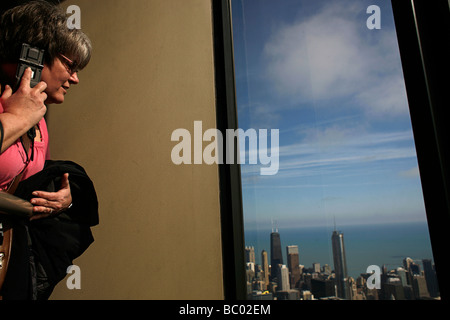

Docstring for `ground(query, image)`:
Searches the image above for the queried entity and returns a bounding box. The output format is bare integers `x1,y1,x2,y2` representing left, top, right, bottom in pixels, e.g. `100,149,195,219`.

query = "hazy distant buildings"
323,264,332,275
312,262,321,274
331,229,348,299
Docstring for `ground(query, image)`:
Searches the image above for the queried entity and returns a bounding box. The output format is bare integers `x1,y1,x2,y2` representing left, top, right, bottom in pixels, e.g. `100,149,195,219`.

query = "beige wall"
47,0,224,299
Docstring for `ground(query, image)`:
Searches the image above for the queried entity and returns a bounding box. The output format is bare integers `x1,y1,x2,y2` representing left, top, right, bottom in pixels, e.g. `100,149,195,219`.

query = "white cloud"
244,103,282,130
240,127,417,186
262,1,408,118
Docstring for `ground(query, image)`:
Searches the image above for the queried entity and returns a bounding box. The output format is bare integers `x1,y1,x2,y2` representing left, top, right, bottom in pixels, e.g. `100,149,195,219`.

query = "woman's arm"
0,68,48,153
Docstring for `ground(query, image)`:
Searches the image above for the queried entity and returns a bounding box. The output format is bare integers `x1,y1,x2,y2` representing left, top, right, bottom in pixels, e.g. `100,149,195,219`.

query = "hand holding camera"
0,68,47,140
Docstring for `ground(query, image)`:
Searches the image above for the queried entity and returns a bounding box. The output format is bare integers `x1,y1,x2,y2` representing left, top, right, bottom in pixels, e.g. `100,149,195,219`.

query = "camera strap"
0,132,33,299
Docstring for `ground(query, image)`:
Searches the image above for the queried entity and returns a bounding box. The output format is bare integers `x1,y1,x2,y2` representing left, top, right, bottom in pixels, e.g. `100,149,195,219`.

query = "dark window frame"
392,0,450,301
212,0,247,300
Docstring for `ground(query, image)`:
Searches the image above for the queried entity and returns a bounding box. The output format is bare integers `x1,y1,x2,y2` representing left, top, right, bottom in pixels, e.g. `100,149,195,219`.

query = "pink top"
0,102,50,191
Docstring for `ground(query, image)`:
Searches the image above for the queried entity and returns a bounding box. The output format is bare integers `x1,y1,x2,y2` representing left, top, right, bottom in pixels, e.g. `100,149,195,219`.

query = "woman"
0,0,92,217
0,1,94,300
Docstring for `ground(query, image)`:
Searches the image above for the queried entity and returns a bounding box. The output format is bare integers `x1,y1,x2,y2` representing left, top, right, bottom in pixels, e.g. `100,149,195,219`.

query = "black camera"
15,43,45,88
14,44,45,155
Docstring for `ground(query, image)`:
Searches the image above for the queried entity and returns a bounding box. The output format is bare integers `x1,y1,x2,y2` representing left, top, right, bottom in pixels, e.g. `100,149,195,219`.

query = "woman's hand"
1,68,48,124
0,68,48,153
30,173,72,220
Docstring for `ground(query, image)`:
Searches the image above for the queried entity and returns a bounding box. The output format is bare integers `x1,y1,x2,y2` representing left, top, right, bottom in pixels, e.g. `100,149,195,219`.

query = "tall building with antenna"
270,220,283,283
331,224,348,299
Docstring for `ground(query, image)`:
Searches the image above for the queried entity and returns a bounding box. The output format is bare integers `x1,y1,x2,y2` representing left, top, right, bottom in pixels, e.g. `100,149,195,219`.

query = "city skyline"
245,227,439,300
245,220,434,279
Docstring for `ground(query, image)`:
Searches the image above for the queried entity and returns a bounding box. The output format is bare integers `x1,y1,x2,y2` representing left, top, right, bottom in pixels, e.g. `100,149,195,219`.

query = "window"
215,0,449,301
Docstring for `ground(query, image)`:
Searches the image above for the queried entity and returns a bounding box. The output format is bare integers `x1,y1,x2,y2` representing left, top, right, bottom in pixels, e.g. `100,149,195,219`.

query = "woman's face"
41,54,79,104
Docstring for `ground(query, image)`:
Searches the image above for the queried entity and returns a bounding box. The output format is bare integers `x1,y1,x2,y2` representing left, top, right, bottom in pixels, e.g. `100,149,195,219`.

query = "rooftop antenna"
271,218,278,233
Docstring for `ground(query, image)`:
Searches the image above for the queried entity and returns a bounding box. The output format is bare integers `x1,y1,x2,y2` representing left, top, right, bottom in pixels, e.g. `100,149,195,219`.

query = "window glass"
232,0,440,300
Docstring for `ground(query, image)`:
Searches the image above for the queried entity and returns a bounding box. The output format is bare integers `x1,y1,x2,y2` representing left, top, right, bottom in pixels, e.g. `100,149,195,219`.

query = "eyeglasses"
58,53,79,75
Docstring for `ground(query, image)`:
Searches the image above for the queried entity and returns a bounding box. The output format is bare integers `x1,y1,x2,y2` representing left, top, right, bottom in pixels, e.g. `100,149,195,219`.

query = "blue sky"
231,0,429,229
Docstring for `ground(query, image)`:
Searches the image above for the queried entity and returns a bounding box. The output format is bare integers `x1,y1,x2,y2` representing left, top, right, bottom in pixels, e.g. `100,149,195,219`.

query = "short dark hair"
0,0,91,70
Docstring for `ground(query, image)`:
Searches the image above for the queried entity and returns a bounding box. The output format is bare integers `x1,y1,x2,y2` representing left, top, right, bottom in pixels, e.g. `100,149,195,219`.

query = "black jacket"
1,160,99,300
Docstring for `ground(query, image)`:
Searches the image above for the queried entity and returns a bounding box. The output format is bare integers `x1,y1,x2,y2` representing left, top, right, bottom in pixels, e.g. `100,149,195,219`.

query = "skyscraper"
270,230,283,282
331,229,348,299
286,245,301,289
279,265,290,291
422,259,439,298
261,250,269,288
412,275,430,299
245,246,255,264
312,262,321,273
